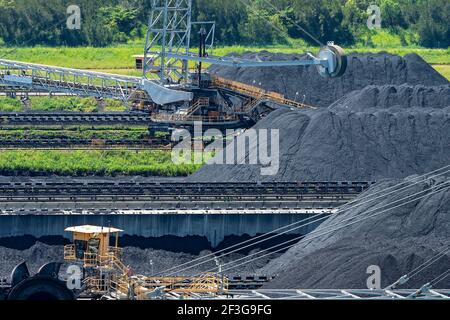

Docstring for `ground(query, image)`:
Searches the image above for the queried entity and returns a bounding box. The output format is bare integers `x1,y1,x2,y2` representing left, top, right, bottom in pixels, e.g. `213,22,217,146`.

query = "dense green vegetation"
0,150,201,176
0,97,127,112
0,126,148,141
0,0,448,49
0,97,22,111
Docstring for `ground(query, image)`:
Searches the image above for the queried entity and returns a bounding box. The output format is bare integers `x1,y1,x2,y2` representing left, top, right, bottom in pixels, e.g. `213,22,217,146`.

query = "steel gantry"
0,0,347,111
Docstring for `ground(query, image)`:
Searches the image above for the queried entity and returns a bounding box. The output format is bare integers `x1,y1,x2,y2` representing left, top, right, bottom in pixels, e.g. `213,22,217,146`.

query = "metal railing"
151,112,238,123
64,245,76,261
212,75,316,110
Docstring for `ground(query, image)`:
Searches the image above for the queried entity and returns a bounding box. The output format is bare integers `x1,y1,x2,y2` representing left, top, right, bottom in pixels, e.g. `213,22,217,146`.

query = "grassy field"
433,65,450,80
0,96,127,112
0,126,148,141
0,44,448,69
0,150,201,176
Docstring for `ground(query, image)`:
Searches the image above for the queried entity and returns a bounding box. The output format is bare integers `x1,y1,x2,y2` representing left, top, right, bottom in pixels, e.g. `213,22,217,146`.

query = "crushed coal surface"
191,104,450,182
329,84,450,112
258,177,450,289
193,52,449,183
209,52,448,108
0,243,278,279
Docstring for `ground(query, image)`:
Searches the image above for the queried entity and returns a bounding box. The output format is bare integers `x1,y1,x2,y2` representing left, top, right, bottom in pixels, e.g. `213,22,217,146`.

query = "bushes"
0,0,449,48
0,97,22,112
0,96,127,113
0,150,202,177
29,97,98,112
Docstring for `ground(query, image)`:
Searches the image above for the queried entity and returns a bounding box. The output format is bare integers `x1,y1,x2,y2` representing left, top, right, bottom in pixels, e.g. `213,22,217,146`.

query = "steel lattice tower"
144,0,193,84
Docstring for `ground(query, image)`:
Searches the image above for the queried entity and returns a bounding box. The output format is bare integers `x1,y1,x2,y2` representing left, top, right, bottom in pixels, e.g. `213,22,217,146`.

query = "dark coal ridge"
209,52,448,108
259,177,450,289
329,84,450,112
190,105,450,182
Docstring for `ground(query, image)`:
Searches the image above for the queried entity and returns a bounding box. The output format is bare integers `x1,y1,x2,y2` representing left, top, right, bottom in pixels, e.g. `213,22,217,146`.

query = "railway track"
0,181,374,196
0,112,151,125
0,181,374,213
0,138,171,150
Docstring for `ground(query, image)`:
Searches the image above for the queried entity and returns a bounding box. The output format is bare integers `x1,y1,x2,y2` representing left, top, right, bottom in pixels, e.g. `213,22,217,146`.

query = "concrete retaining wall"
0,214,326,247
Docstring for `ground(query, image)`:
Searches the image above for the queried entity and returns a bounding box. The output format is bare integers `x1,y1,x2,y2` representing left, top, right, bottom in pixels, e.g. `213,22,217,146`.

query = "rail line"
0,112,151,125
0,181,374,196
0,181,373,213
0,138,171,150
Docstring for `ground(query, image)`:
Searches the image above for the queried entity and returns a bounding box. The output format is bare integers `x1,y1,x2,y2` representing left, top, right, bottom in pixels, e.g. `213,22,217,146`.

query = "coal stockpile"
259,177,450,289
210,52,448,108
191,100,450,182
193,52,450,183
328,84,450,112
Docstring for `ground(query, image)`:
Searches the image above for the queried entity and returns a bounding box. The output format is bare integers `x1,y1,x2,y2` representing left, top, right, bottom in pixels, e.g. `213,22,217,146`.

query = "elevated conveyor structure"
0,59,193,105
0,0,347,128
0,59,143,101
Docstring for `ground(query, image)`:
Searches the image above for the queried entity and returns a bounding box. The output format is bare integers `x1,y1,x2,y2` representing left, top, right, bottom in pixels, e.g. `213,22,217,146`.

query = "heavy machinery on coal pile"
1,224,228,300
0,262,75,300
0,0,347,131
62,225,228,300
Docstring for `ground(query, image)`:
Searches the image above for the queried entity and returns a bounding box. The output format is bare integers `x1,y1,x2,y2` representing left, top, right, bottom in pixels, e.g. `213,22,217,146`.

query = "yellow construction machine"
64,225,228,300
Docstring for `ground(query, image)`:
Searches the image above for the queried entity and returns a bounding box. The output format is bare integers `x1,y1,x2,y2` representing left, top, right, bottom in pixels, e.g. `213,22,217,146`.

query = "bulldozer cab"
64,225,123,267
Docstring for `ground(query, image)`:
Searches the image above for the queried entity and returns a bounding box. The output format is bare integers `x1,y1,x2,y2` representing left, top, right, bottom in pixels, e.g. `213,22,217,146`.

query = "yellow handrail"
212,75,316,110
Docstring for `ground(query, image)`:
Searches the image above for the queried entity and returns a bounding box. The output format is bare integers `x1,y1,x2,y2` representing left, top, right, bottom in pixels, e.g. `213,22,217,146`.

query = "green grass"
0,45,143,69
433,65,450,80
0,96,127,112
0,97,22,112
0,127,148,140
0,150,201,176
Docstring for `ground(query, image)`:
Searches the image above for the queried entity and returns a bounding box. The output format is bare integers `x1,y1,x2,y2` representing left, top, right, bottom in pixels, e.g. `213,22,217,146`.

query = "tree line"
0,0,448,48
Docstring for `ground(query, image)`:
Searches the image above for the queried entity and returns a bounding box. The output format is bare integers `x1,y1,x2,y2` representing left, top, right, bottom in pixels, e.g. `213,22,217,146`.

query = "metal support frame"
144,0,193,84
144,0,330,85
0,59,142,101
190,21,216,52
228,289,450,300
165,51,328,68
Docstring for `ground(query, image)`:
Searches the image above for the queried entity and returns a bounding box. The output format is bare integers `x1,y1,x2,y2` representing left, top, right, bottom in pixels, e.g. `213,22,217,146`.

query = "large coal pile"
259,177,450,289
210,52,448,108
191,92,450,182
329,84,450,112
